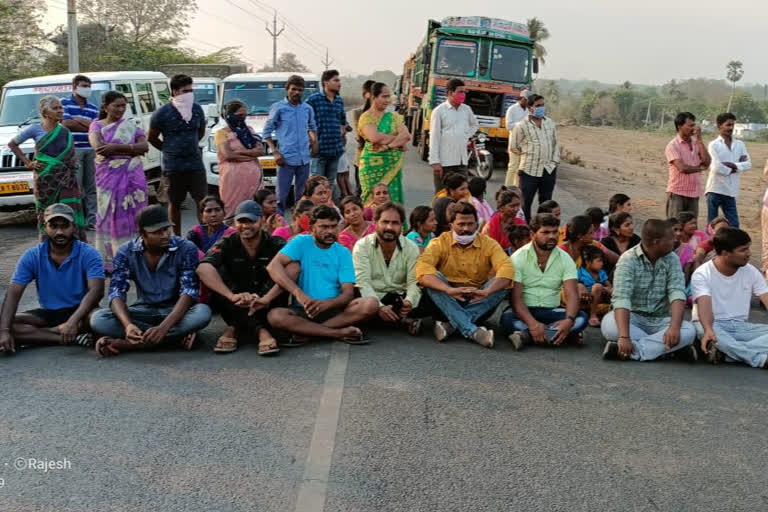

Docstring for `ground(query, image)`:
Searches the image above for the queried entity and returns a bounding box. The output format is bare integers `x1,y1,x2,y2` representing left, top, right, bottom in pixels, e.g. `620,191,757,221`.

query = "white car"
204,72,320,191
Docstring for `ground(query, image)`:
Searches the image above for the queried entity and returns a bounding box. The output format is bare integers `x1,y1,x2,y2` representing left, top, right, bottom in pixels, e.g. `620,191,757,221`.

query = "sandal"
282,335,311,347
258,337,280,356
180,332,197,350
95,337,121,358
339,331,370,345
213,335,238,353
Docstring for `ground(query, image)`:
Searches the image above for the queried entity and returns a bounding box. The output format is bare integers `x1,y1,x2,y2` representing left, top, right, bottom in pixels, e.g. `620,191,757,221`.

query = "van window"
135,82,156,113
221,81,319,116
0,82,109,126
114,83,136,117
154,82,170,106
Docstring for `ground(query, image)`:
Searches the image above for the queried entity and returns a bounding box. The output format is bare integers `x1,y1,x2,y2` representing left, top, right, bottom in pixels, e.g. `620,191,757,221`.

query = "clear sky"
45,0,768,85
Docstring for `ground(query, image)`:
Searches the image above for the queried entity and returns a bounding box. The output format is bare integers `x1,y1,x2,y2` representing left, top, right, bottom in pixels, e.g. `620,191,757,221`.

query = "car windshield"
435,39,477,77
222,81,319,115
491,45,529,83
0,82,110,126
193,83,218,106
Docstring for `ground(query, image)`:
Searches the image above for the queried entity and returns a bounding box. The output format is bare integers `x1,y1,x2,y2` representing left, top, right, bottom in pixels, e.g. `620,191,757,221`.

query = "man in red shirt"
665,112,711,218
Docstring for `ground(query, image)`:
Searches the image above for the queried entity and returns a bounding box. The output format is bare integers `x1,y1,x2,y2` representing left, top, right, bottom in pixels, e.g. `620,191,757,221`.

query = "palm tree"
526,18,550,65
726,60,744,112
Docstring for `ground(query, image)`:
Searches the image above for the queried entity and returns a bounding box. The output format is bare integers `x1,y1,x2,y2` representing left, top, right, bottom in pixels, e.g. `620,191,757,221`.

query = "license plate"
263,176,276,187
0,181,30,195
260,158,277,169
476,143,485,149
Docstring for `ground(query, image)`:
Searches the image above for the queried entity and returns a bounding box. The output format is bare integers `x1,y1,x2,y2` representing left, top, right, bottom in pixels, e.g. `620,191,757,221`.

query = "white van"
204,72,320,191
0,71,169,207
192,77,221,123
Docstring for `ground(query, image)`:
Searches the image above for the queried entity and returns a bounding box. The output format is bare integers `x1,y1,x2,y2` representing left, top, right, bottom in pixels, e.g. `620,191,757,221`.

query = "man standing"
428,78,479,192
0,204,104,354
148,74,207,236
267,205,379,344
504,89,533,187
665,112,711,218
306,70,347,200
509,94,561,221
600,219,697,362
705,113,751,227
264,75,318,216
197,200,286,355
61,74,99,228
415,202,515,348
90,205,212,356
353,202,423,335
501,213,588,350
692,227,768,368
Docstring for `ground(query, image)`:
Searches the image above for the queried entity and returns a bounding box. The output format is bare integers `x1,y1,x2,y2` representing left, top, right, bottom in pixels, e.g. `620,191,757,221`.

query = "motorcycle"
467,131,494,181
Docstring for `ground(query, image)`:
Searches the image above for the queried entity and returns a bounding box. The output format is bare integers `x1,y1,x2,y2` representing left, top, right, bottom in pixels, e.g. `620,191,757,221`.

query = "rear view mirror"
533,58,539,75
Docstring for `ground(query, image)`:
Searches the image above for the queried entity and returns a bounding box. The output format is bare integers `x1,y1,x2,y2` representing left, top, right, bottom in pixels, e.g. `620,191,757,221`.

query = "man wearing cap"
505,89,533,187
90,205,211,356
0,204,104,354
197,200,286,355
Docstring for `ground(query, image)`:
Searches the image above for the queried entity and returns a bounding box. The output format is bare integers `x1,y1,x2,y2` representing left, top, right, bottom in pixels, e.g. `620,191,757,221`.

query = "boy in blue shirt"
0,204,104,353
267,204,378,344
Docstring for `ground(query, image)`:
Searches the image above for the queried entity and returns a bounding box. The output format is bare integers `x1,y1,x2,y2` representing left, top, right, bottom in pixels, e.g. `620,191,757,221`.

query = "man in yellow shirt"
414,202,515,348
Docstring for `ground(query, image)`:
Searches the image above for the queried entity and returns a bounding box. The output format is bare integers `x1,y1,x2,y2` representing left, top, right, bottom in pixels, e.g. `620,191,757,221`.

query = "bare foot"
588,315,601,328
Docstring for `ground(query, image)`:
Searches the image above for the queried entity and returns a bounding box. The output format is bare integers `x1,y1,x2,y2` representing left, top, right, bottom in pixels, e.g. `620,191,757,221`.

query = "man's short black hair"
374,201,405,223
170,74,193,92
286,75,305,90
321,69,339,85
716,112,737,126
72,74,91,87
674,112,695,131
528,94,544,105
537,200,560,214
530,213,560,232
641,219,672,243
507,224,531,246
448,201,478,223
310,204,341,225
713,227,751,255
446,78,465,93
443,172,468,191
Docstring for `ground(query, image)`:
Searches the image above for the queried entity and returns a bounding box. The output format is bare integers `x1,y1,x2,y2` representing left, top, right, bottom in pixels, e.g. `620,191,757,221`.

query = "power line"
243,0,328,56
220,0,269,25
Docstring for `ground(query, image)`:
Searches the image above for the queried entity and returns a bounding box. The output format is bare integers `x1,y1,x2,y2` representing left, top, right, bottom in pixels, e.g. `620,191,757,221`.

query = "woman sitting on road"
482,188,527,253
187,196,236,253
254,188,287,234
272,199,315,241
599,212,641,275
338,196,375,252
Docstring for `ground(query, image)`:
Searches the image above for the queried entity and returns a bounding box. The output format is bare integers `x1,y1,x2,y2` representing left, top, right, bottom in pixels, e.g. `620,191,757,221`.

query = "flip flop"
258,337,280,356
76,332,94,347
338,331,370,345
213,335,238,353
95,337,121,358
282,335,311,347
180,332,197,351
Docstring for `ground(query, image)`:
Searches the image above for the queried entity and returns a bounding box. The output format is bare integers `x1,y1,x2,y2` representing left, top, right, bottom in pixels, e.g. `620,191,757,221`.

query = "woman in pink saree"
88,91,149,272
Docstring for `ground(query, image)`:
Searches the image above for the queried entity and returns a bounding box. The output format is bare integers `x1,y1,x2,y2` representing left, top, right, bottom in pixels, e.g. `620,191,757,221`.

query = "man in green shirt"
353,202,424,335
501,213,586,350
601,219,697,361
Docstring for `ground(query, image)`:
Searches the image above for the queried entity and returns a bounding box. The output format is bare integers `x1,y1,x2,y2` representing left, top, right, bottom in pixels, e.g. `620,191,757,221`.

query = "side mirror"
532,58,539,75
205,103,219,120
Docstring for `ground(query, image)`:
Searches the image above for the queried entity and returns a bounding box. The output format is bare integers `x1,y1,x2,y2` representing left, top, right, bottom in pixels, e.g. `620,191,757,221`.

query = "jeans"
74,148,97,226
500,307,588,340
276,163,310,216
694,320,768,368
706,192,739,227
519,168,557,222
90,303,212,341
424,273,509,338
310,155,341,199
601,310,695,361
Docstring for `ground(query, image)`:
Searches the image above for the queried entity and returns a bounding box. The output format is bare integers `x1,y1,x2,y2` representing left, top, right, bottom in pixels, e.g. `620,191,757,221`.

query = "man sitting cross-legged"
601,219,697,362
197,200,286,355
90,205,212,356
267,204,379,344
501,213,588,350
353,202,424,335
0,204,104,354
414,201,515,348
692,227,768,368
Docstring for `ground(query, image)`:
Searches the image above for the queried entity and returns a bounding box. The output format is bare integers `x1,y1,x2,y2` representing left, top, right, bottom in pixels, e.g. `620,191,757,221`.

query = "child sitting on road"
364,182,391,221
469,177,495,228
577,245,612,327
406,205,437,253
585,206,610,240
694,216,730,267
668,216,695,305
506,224,531,256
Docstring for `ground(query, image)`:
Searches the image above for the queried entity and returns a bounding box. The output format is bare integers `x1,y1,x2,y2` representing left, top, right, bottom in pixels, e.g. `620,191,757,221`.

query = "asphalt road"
0,151,767,511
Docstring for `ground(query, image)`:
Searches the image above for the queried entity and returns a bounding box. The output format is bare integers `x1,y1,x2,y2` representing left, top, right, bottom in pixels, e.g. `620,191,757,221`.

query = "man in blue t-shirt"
267,204,378,344
0,204,105,354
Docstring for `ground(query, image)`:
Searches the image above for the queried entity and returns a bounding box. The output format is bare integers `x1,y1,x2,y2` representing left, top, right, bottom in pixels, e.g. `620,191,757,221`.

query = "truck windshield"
193,83,218,106
0,82,110,127
491,45,529,83
222,81,319,115
435,39,477,77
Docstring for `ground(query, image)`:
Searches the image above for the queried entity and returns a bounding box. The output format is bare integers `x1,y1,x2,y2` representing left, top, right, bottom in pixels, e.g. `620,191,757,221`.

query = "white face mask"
452,230,478,246
171,92,195,122
76,87,91,99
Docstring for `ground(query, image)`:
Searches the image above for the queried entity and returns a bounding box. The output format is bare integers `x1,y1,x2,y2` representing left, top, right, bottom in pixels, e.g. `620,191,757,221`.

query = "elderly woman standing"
88,91,149,271
215,99,265,218
8,95,86,240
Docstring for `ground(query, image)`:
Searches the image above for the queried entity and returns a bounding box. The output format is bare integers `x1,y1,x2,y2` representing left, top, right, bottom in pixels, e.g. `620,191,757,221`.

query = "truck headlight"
207,135,217,153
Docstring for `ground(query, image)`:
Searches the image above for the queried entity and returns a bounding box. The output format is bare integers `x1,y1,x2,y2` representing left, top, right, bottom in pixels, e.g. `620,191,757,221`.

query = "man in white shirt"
692,227,768,368
428,78,479,192
705,113,751,227
504,89,533,187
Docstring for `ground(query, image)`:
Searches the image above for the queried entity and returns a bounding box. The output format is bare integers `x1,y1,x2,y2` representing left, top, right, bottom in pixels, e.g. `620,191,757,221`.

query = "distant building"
734,123,768,139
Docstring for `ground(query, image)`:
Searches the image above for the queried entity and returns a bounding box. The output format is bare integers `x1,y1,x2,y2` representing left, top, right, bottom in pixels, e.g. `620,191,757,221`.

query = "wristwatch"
566,314,578,322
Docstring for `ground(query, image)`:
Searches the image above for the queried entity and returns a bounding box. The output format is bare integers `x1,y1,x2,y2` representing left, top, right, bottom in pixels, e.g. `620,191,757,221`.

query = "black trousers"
519,168,557,221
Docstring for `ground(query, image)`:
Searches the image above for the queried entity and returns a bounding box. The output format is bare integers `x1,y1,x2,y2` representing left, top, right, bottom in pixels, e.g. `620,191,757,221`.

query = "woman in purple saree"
88,91,149,271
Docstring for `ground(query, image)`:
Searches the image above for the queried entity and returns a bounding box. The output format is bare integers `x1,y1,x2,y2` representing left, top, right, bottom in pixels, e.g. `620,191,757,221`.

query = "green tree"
79,0,198,44
258,53,309,72
538,80,560,105
727,92,766,123
526,18,550,65
0,0,47,85
612,81,634,127
726,60,744,112
578,88,598,125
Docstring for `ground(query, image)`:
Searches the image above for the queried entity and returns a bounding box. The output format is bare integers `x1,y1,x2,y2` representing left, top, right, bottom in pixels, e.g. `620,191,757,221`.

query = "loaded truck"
396,16,537,164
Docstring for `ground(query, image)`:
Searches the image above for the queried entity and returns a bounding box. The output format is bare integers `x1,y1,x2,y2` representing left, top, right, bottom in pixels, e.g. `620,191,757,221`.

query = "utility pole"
265,10,284,69
67,0,80,72
321,48,333,70
644,99,652,128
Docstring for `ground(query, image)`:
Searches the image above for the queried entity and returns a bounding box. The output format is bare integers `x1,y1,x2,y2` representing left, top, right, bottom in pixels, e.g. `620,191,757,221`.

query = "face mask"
171,92,195,122
532,106,546,118
453,230,477,246
453,92,466,105
76,87,91,98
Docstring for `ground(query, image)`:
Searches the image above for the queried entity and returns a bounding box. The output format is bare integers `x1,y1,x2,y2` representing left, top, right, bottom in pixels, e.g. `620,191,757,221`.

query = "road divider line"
294,342,349,512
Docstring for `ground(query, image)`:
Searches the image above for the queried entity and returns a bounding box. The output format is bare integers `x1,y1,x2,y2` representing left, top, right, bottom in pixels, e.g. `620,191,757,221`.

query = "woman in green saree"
357,82,411,206
9,95,87,241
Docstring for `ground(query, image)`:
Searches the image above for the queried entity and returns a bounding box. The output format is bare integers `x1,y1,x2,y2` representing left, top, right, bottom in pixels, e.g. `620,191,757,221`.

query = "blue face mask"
532,106,546,118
